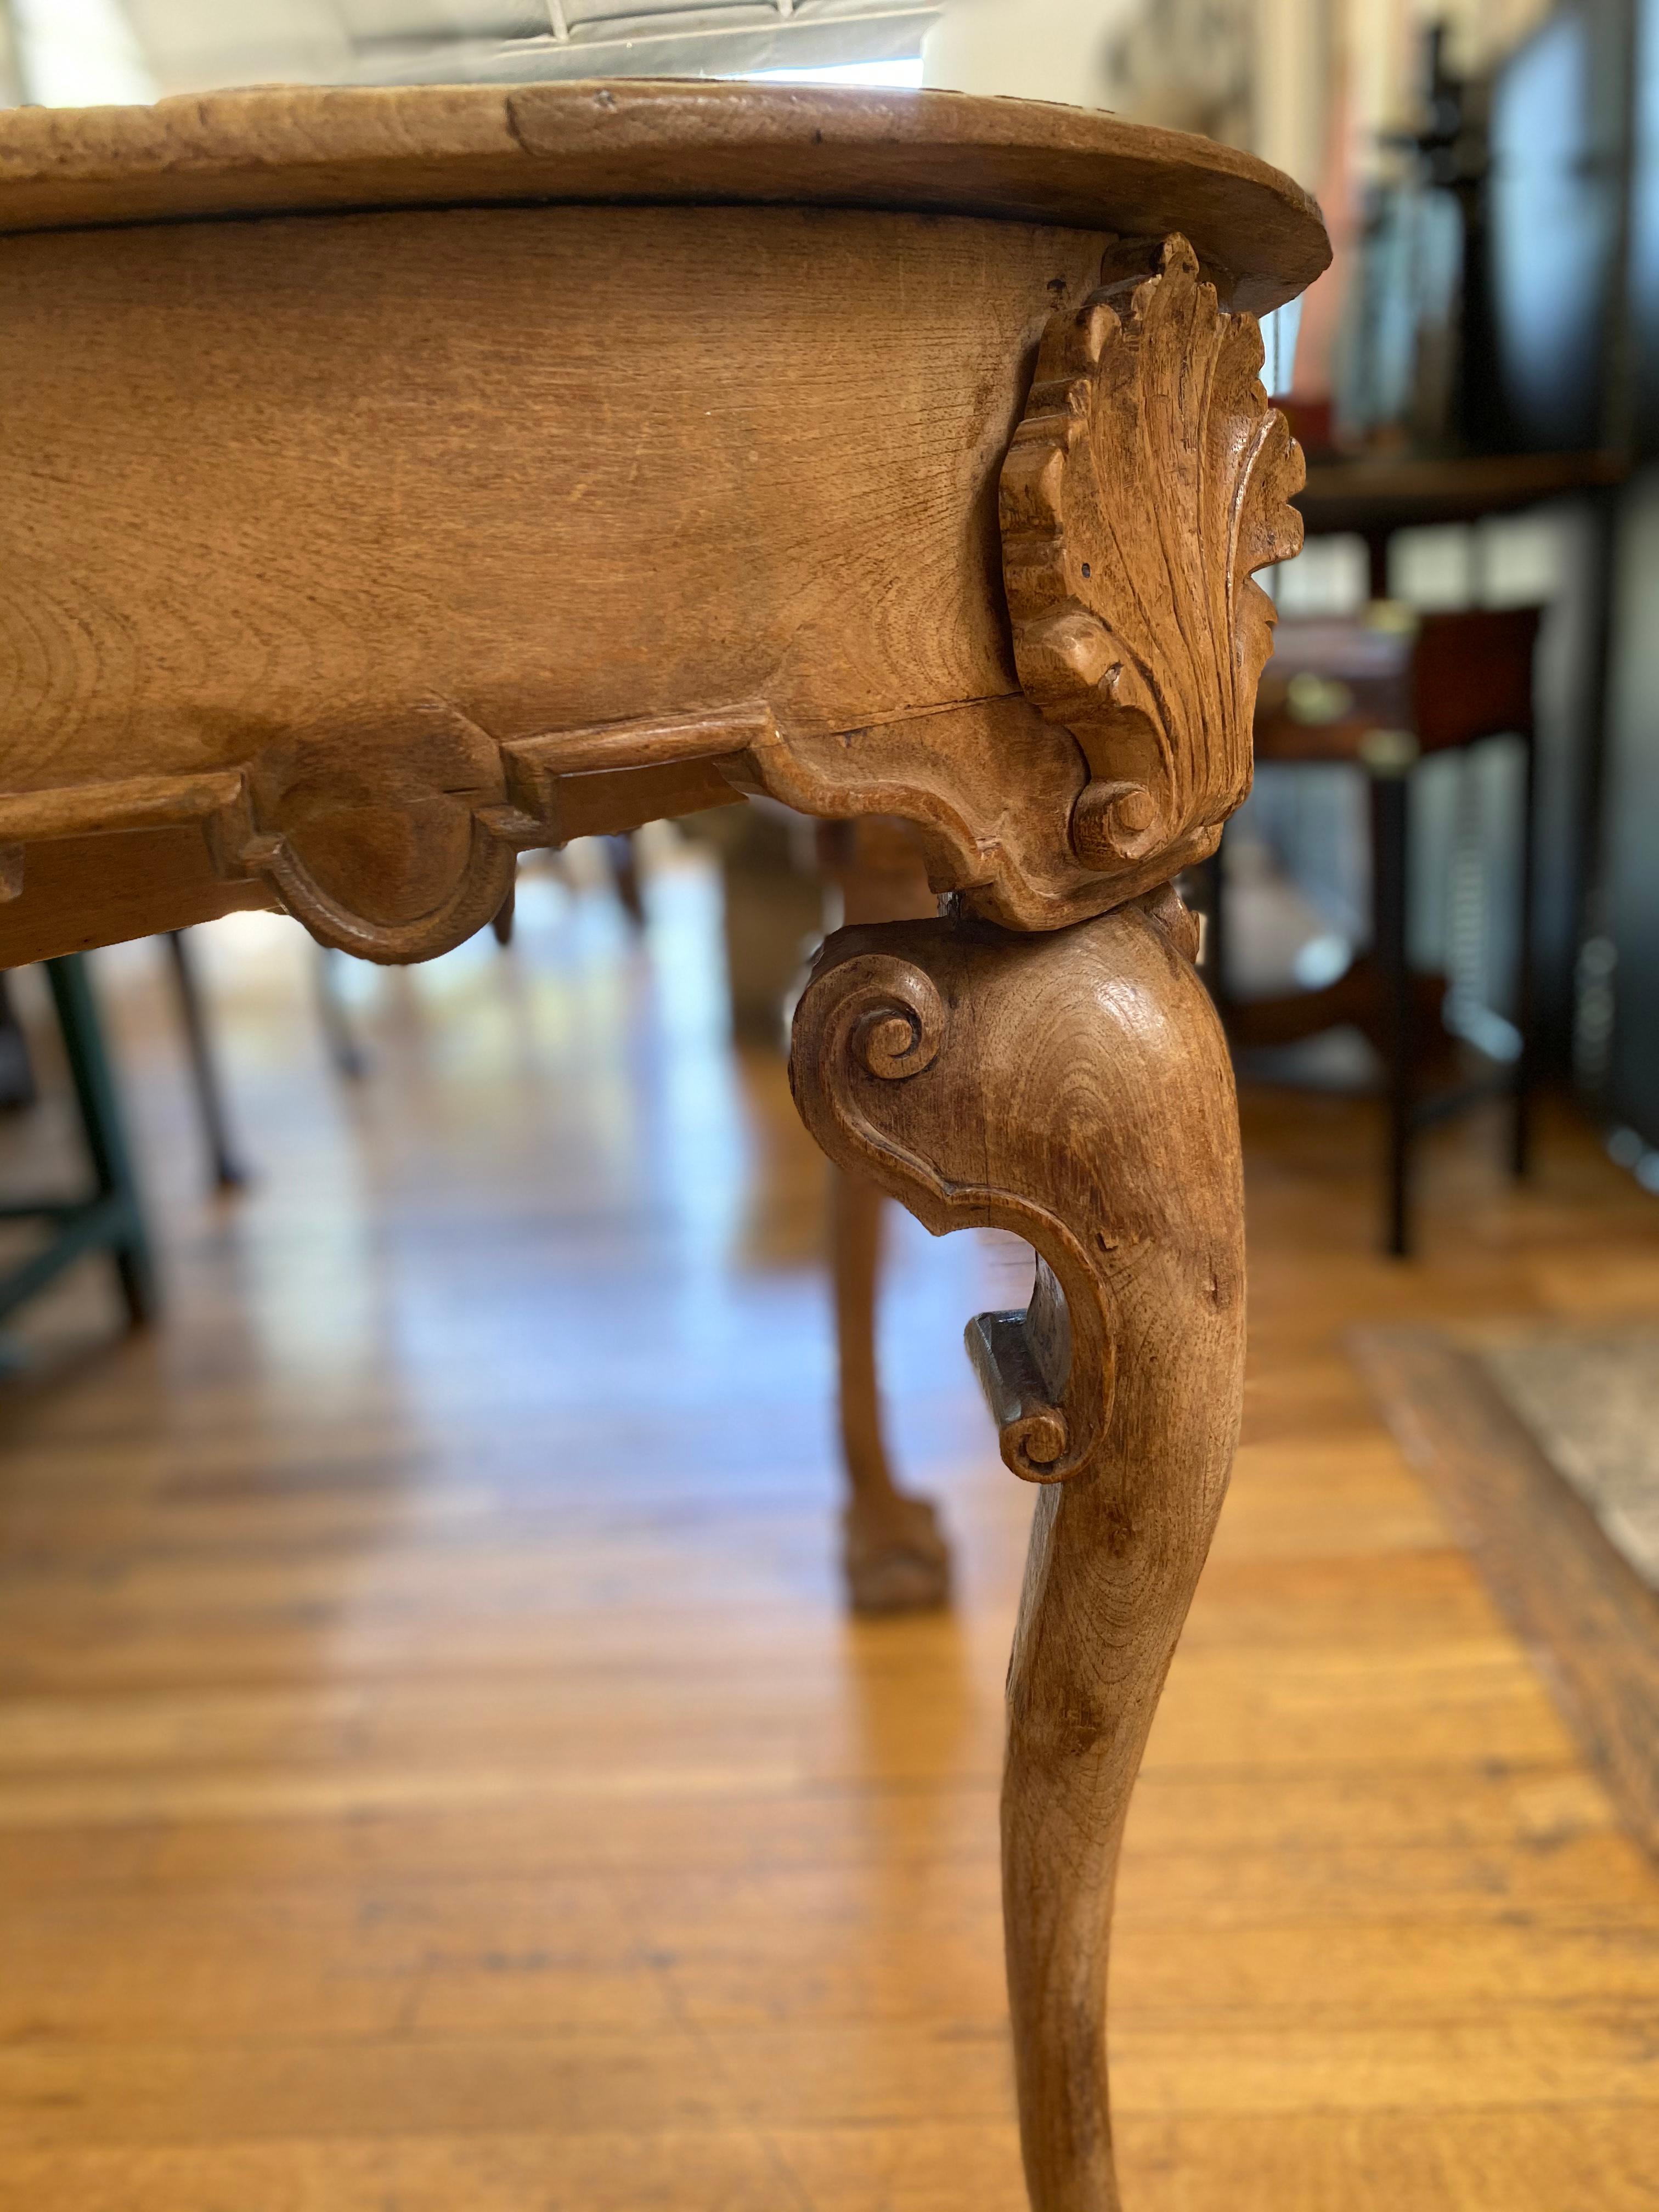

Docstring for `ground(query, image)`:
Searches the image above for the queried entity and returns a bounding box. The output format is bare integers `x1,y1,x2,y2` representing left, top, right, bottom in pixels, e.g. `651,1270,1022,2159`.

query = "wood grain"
791,894,1244,2210
0,203,1097,778
1354,1325,1659,1860
0,82,1330,317
0,914,1654,2209
0,201,1111,962
0,91,1329,969
1002,234,1304,890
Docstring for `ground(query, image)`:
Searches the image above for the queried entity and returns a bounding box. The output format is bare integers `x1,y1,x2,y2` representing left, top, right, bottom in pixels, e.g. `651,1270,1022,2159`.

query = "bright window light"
12,0,157,105
749,60,925,87
1260,298,1304,398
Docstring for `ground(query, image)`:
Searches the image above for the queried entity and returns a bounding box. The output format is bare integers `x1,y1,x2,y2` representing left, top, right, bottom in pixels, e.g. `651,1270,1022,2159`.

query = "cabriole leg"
790,890,1246,2211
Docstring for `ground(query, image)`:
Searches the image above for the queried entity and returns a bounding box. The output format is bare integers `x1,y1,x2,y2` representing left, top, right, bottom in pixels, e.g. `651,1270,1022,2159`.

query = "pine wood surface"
0,852,1656,2209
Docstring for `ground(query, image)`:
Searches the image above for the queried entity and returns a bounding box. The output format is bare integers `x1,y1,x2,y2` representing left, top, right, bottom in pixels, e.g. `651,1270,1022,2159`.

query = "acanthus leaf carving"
1000,231,1305,883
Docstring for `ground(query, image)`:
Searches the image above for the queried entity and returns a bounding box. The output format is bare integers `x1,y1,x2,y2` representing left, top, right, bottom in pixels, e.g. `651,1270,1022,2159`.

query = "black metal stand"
0,955,156,1329
0,974,37,1112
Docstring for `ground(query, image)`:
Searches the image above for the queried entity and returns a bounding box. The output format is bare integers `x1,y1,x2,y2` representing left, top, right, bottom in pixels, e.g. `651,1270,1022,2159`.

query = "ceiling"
9,0,939,102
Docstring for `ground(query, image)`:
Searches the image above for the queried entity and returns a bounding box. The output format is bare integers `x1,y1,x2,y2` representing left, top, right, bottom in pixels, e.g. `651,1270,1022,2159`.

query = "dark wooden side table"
0,82,1327,2210
1296,449,1628,598
1214,605,1544,1256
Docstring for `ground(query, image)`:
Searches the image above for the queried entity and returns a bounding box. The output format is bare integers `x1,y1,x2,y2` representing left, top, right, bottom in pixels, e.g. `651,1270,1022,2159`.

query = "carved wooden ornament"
790,890,1246,2211
1001,232,1305,884
0,244,1301,962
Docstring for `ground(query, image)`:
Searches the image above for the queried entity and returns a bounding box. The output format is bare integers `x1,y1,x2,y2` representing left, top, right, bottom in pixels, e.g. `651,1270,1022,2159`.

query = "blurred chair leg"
492,870,516,947
44,955,156,1327
1371,771,1415,1259
832,1164,950,1613
0,973,36,1111
165,931,246,1190
314,947,368,1082
1512,727,1538,1180
606,834,646,931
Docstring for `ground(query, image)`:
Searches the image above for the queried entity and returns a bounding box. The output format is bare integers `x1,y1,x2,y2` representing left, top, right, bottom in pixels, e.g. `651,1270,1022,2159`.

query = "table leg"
791,889,1245,2210
832,1164,951,1612
44,955,157,1328
820,817,952,1613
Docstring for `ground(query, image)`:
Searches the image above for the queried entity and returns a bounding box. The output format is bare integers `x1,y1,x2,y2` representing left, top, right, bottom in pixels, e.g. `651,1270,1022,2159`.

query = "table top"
1296,449,1627,535
0,80,1328,314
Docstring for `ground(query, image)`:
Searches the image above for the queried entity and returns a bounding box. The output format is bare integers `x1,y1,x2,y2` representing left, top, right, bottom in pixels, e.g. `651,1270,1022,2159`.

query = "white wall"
921,0,1138,108
10,0,156,103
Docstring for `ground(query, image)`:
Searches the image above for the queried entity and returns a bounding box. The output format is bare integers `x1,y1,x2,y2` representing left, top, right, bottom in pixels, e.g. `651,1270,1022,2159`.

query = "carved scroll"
789,897,1245,2211
792,927,1113,1483
0,712,546,965
1001,232,1305,890
0,690,1125,962
0,705,756,963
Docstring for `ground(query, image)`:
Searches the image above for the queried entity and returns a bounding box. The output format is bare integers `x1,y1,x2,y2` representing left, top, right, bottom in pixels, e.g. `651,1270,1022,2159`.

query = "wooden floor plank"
1355,1324,1659,1859
6,2111,1655,2212
0,862,1656,2205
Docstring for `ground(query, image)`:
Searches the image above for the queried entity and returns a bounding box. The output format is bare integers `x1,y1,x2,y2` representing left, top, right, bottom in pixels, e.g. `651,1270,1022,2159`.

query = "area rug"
1352,1323,1659,1860
1478,1329,1659,1590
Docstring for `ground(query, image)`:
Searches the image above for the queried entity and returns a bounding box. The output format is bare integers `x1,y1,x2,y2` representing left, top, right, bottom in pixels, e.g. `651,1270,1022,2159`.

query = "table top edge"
0,80,1330,312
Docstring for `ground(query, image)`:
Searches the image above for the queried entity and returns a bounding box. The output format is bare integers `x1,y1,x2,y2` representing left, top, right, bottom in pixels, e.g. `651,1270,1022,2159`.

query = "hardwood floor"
0,844,1655,2211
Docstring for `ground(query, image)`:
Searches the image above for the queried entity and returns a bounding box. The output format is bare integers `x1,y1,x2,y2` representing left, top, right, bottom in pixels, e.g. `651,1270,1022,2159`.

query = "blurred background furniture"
1207,602,1543,1255
681,806,825,1049
163,930,245,1190
0,927,249,1340
0,974,33,1109
492,834,645,952
0,955,154,1332
816,817,951,1612
500,818,953,1610
1295,451,1628,601
309,811,953,1612
684,804,953,1609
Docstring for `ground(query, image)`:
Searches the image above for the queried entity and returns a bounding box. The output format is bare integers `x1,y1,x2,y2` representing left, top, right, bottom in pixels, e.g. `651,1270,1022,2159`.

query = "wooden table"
0,81,1328,2210
1296,448,1628,595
